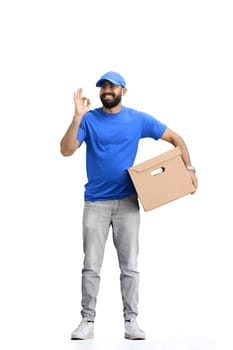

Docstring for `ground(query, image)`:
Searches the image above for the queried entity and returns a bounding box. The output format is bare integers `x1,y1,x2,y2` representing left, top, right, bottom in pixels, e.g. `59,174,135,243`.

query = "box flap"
128,147,181,173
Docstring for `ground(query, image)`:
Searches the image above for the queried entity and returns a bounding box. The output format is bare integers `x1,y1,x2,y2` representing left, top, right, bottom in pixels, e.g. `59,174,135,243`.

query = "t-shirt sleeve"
141,113,167,140
77,118,87,144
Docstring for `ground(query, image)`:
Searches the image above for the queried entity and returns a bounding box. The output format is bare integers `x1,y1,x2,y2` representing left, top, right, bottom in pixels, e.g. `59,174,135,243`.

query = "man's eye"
101,84,115,89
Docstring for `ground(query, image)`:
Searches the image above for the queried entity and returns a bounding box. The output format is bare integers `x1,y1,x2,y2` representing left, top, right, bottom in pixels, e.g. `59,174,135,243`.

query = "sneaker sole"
71,334,94,340
125,334,145,340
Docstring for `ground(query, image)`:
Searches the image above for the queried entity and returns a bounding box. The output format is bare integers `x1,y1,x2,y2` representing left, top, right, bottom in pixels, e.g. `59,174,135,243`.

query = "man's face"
99,80,123,109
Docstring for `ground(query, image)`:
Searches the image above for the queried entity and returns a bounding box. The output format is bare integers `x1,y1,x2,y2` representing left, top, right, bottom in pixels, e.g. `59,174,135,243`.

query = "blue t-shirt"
77,106,167,201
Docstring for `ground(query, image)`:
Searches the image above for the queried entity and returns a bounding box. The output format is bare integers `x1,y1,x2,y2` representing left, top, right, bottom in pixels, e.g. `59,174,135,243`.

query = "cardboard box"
128,147,194,211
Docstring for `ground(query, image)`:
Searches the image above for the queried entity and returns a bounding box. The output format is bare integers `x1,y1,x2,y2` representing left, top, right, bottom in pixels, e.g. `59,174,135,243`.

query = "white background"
0,1,232,349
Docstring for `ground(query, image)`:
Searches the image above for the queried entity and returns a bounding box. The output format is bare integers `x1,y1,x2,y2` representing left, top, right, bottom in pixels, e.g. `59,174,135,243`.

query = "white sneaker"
124,319,145,340
71,318,94,340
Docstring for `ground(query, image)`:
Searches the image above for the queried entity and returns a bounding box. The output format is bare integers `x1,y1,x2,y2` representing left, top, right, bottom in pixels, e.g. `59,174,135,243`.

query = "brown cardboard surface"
128,147,194,211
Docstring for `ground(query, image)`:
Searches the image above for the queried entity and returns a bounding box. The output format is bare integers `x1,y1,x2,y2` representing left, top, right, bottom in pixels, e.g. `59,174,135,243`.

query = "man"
60,71,198,340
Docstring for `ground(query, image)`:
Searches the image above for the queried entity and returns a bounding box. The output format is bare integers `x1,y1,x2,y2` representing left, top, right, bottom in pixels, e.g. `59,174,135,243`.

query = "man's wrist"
73,114,83,122
186,165,196,173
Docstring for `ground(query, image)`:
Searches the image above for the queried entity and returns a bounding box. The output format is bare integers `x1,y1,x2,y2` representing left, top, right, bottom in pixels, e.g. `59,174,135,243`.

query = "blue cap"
96,71,126,87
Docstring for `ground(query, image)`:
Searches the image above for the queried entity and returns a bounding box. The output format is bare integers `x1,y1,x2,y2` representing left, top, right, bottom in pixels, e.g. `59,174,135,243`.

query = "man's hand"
188,170,198,194
73,88,91,118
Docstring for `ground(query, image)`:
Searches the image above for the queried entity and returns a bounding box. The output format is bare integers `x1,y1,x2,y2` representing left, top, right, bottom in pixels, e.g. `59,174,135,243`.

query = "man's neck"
102,104,122,114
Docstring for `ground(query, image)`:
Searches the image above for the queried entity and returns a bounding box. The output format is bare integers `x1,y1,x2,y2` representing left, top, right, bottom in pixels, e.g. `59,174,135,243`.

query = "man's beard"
100,93,122,109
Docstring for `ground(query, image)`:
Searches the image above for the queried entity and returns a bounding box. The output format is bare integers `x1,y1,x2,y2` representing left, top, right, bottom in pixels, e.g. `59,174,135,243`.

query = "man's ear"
121,87,127,96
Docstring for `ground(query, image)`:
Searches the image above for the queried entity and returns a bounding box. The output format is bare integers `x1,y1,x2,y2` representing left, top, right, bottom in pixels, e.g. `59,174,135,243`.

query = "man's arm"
60,88,90,156
161,127,198,193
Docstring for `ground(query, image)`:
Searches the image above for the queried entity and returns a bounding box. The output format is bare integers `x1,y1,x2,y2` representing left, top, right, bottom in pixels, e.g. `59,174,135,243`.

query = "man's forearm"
60,116,82,156
161,128,193,167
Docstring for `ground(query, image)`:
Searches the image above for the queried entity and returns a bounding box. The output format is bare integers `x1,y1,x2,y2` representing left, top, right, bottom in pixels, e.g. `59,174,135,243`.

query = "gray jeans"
81,195,140,321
